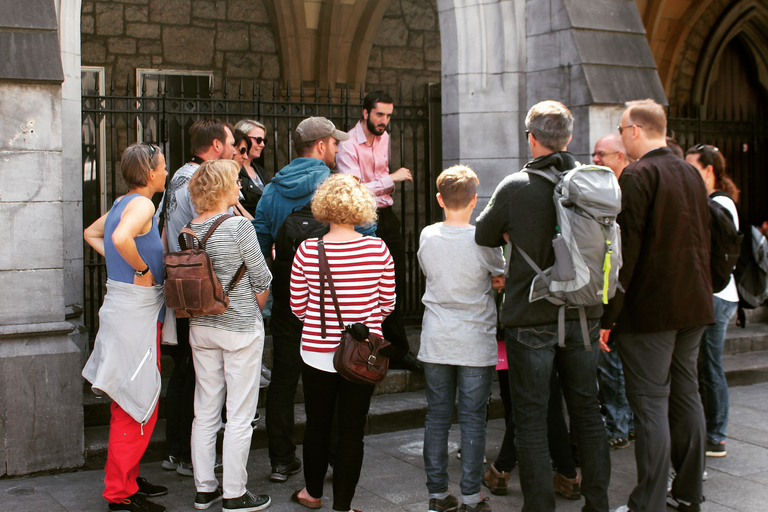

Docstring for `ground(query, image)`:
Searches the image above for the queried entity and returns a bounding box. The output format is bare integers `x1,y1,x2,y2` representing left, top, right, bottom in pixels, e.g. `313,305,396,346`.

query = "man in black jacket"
476,101,610,512
602,99,714,512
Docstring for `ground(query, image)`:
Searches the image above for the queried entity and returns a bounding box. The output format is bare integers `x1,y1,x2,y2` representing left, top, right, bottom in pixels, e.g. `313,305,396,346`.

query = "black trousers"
165,316,195,461
301,363,374,511
375,206,410,359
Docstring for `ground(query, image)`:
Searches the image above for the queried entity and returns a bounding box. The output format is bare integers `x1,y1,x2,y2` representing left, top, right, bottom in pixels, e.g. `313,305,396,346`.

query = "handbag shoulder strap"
318,240,346,338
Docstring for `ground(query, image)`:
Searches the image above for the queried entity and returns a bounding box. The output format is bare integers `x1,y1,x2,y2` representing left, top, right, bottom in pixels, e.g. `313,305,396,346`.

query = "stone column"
0,0,84,475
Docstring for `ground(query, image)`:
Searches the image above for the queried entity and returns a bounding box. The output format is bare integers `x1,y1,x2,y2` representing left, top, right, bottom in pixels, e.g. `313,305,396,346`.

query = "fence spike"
209,75,215,97
125,74,131,95
110,75,115,95
156,75,162,95
239,78,244,99
224,78,229,97
327,82,333,102
360,83,365,101
286,81,292,101
141,75,147,96
196,76,202,99
300,81,306,102
253,79,258,100
273,80,278,101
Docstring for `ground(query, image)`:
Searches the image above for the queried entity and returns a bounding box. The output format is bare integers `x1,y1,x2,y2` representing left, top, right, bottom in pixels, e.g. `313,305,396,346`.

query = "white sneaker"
613,506,631,512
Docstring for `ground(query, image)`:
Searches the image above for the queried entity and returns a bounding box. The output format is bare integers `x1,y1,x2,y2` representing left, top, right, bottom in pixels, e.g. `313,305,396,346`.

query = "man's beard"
367,117,387,136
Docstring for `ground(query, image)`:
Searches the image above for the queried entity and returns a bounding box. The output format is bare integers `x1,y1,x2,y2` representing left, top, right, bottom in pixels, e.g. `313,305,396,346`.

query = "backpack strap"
179,214,246,293
317,241,346,339
522,165,561,185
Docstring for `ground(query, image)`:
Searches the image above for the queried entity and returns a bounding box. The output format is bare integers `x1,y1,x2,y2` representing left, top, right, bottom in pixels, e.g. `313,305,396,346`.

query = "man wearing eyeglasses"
602,99,713,512
336,90,420,371
592,134,629,178
158,118,236,479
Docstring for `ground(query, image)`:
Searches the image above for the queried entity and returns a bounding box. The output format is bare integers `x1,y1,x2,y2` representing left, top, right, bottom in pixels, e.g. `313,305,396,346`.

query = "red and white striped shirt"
290,236,396,372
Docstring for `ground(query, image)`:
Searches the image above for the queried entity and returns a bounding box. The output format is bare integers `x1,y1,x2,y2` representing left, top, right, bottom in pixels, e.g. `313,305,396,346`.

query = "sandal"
291,489,322,509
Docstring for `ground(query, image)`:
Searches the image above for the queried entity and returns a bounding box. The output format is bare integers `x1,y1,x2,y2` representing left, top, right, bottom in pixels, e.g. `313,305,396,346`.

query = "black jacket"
238,163,271,216
602,147,715,332
476,151,603,328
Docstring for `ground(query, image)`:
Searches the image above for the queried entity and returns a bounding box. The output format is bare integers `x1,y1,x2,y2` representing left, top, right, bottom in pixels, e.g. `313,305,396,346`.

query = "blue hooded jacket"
252,158,331,258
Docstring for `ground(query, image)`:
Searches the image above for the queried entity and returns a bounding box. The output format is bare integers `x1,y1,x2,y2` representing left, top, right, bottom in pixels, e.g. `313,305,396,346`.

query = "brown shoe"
553,471,581,500
482,463,511,496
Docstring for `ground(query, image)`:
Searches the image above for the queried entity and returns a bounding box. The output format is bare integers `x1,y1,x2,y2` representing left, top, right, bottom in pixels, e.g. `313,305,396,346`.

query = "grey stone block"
162,26,215,66
0,202,64,271
0,333,84,475
564,0,646,33
0,270,65,325
526,31,563,72
527,0,551,36
573,31,656,67
582,64,666,105
440,72,524,115
0,32,64,82
0,0,58,29
0,151,63,202
0,83,62,152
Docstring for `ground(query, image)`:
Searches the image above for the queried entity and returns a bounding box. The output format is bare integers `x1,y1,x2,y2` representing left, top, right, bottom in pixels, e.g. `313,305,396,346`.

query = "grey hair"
525,100,574,152
234,119,266,134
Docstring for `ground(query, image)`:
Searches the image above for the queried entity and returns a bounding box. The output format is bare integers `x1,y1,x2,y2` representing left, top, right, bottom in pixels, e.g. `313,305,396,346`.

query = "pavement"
3,381,768,512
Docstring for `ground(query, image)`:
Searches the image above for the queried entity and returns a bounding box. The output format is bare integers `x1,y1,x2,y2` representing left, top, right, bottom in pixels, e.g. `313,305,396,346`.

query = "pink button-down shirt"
336,120,394,208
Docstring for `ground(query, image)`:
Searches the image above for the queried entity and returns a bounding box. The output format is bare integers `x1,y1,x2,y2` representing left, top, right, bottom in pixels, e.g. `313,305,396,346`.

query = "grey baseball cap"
293,117,350,144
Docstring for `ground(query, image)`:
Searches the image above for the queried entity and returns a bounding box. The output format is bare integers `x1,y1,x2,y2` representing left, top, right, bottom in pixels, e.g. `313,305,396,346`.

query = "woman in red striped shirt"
290,174,396,512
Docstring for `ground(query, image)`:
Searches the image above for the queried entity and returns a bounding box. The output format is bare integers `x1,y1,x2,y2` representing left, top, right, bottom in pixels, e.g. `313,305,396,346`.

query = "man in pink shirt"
336,90,420,371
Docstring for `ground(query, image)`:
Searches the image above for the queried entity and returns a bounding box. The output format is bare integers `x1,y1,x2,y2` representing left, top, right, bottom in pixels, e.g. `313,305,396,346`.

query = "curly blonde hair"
312,174,377,226
188,160,239,213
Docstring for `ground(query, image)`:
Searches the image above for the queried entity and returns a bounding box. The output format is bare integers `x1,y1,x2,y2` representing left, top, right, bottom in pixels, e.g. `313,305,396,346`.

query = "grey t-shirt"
158,162,199,253
417,223,505,367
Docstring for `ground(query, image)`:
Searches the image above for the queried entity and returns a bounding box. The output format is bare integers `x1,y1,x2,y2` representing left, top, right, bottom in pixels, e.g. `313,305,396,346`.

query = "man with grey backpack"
476,100,613,512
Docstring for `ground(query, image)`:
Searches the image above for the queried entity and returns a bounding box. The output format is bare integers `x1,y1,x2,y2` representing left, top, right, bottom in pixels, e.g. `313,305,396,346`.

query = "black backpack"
708,191,743,293
272,203,330,304
734,224,768,326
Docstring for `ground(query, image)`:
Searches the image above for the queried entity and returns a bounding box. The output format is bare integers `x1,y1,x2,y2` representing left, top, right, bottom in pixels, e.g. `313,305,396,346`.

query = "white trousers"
190,322,264,498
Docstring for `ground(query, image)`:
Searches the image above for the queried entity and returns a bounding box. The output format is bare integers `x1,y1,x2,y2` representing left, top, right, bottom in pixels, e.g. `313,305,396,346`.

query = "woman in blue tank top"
82,143,170,512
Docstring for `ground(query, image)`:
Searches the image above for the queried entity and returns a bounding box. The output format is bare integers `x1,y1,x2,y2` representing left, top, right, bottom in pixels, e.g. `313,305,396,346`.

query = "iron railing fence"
82,79,443,339
668,104,768,227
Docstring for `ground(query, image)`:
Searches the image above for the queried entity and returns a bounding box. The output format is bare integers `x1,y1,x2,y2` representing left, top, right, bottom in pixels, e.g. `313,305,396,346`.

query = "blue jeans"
423,363,494,503
597,341,634,439
700,296,738,444
506,320,610,512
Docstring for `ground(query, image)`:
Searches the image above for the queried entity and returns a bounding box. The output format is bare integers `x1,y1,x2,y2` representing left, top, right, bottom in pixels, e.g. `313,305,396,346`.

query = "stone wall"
81,0,280,92
366,0,441,94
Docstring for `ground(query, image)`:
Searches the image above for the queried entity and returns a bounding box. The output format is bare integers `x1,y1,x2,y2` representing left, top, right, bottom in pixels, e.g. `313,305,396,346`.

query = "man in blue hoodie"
253,117,349,483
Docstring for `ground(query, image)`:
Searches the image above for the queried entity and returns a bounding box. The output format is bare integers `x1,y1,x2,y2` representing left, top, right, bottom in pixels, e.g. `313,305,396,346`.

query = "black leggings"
301,363,374,511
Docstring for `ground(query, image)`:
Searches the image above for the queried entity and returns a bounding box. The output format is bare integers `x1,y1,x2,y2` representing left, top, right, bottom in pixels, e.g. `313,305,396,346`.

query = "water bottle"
551,226,576,281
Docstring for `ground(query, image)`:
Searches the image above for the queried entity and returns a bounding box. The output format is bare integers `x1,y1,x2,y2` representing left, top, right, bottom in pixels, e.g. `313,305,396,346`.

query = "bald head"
593,134,628,177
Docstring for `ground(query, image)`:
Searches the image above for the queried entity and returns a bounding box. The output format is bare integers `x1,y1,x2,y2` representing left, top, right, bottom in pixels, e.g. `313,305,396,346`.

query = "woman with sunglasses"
685,144,740,459
234,119,271,216
83,143,170,512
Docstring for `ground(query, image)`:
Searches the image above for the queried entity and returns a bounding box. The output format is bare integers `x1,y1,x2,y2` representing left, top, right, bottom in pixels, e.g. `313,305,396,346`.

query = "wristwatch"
135,266,150,277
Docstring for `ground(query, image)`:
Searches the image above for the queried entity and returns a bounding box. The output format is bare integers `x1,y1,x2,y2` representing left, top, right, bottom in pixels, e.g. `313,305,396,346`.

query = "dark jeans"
617,327,706,511
301,363,374,512
494,367,578,479
507,320,610,512
597,338,634,439
165,316,195,461
265,300,303,467
375,206,410,359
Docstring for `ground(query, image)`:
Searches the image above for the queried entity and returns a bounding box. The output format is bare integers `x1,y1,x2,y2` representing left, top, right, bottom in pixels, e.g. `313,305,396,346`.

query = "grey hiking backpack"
510,164,623,350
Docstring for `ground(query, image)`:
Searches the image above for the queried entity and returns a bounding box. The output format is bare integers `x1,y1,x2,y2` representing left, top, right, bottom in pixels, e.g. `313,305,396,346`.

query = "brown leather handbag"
317,241,391,386
164,215,246,318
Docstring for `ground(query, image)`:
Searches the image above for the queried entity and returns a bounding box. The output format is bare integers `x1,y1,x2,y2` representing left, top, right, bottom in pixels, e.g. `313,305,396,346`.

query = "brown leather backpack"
164,215,245,318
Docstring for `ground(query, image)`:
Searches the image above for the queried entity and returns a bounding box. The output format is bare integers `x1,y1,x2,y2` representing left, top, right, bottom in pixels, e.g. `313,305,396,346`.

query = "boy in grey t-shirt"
418,165,505,512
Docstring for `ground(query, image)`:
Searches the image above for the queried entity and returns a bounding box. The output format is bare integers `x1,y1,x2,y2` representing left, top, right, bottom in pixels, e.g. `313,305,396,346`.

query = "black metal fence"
668,104,768,227
82,79,443,338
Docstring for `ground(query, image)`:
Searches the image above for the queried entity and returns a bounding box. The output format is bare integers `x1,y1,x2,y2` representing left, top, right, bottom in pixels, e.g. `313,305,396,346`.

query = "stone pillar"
438,0,529,210
0,0,84,475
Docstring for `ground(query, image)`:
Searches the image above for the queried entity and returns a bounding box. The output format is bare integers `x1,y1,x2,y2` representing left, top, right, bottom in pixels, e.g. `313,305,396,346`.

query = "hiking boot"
428,494,458,512
136,477,168,497
177,459,194,477
195,487,223,510
609,437,631,450
270,457,302,482
482,463,511,496
553,471,581,500
222,491,271,511
108,493,166,512
706,441,726,457
161,455,178,471
460,498,491,512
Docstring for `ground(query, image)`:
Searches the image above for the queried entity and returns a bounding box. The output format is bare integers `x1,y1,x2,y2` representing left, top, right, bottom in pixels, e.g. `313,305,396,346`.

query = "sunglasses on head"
695,143,719,153
144,143,157,158
250,136,268,145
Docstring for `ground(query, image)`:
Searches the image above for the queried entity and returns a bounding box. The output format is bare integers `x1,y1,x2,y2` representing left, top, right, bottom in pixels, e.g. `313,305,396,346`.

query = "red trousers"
103,322,162,503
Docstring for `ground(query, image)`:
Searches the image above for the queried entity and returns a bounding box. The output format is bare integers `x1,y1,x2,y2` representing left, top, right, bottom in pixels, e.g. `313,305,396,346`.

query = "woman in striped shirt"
186,160,273,512
290,174,396,512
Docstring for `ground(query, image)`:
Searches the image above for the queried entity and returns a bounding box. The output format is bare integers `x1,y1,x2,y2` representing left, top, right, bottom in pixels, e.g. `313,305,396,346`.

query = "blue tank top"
104,194,165,285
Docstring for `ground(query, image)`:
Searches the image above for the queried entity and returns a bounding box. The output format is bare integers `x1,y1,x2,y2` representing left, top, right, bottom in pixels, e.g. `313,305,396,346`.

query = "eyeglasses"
617,124,642,135
238,147,248,155
525,130,535,139
591,151,619,158
249,136,268,146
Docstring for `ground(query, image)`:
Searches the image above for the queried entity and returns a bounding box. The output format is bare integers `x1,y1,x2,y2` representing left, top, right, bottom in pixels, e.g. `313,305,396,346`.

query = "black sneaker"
667,493,702,512
108,493,166,512
428,494,458,512
270,457,302,482
222,490,271,511
706,441,726,457
460,498,491,512
136,477,168,498
195,487,223,510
